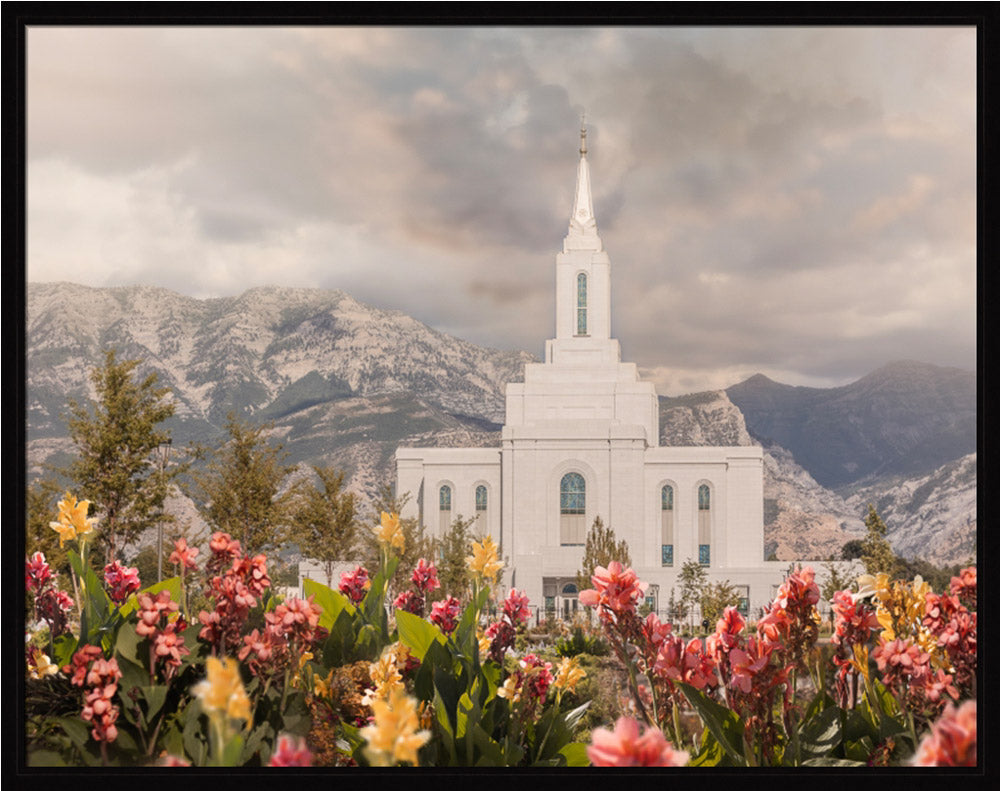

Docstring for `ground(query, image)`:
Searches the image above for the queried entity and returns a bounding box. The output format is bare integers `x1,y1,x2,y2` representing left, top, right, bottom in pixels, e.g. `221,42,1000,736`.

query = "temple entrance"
543,577,580,620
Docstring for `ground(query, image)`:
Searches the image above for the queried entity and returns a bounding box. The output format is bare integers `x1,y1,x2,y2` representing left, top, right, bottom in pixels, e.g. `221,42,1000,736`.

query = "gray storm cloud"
26,25,976,393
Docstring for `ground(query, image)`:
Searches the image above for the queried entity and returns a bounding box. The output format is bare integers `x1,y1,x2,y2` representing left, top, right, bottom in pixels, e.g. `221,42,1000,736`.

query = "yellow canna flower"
362,645,405,706
478,630,492,661
374,511,406,553
360,687,430,766
49,492,98,547
553,656,587,697
193,656,252,726
466,535,504,584
27,647,59,680
313,669,334,700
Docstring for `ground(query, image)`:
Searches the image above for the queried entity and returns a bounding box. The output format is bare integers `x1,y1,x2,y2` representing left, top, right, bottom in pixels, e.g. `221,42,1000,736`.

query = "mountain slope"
726,360,976,489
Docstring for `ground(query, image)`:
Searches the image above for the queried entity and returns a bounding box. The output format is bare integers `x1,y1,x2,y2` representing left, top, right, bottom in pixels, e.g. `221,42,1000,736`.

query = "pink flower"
653,635,717,691
25,552,52,593
158,755,191,766
729,639,773,695
709,606,745,657
588,716,689,767
949,566,976,608
429,596,462,634
339,565,371,604
410,558,440,594
103,560,142,603
169,538,200,570
265,595,325,650
831,589,880,646
912,700,976,766
874,637,931,685
269,734,313,766
502,588,532,627
579,561,648,617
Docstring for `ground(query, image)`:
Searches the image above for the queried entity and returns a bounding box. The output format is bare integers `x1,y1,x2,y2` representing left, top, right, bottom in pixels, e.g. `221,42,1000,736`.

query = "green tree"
860,504,896,577
840,539,864,560
288,465,358,588
678,559,708,628
193,413,294,556
820,560,854,603
435,515,479,599
699,580,742,627
65,349,177,564
575,516,632,592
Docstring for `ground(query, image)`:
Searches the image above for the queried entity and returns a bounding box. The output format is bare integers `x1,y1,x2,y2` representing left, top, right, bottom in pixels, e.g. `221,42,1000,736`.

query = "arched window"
576,272,587,335
439,484,452,536
661,484,674,567
560,472,586,545
698,484,711,566
475,484,488,533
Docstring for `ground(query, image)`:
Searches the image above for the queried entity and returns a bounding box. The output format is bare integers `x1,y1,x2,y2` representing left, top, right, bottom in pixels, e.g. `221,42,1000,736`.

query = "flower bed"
25,493,976,767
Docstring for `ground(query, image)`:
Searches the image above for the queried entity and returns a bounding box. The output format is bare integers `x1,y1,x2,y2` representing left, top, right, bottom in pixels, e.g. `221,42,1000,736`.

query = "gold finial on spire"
579,113,587,156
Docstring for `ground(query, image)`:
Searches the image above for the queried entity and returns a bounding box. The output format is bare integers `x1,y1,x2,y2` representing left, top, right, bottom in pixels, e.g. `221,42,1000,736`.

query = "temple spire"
567,117,600,248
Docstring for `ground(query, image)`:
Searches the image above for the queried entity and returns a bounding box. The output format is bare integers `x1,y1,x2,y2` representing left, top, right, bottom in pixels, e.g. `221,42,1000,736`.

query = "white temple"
396,125,785,620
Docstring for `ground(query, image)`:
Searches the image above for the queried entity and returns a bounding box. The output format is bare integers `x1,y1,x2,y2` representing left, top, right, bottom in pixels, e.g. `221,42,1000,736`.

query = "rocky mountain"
844,453,977,566
27,282,530,486
27,283,975,565
726,361,976,490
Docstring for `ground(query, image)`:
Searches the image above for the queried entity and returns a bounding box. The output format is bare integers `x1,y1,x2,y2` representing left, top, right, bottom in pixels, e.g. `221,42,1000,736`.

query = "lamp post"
156,438,172,583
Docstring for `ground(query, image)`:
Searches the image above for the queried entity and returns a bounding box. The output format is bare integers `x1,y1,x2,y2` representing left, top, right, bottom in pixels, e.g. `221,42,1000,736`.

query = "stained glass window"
662,485,673,510
439,485,451,510
699,544,711,566
576,272,587,335
698,484,710,510
475,485,487,511
661,544,674,566
560,473,585,513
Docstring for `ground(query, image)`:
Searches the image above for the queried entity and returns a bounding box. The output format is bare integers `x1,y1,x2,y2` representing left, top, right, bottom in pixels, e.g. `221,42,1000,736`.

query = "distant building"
396,126,785,620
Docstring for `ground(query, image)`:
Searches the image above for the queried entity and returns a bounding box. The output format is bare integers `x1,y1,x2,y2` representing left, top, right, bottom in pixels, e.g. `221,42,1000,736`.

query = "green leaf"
558,741,590,767
561,700,591,732
799,703,843,759
304,578,355,630
113,620,144,665
843,736,874,763
396,609,446,662
51,633,79,668
802,756,867,767
434,664,462,735
679,682,747,766
141,685,168,721
56,715,92,750
690,728,726,766
453,585,490,654
221,733,245,766
26,750,68,767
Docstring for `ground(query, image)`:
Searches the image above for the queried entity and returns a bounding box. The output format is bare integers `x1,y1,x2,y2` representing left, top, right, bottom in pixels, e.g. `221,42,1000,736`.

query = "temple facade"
396,127,785,620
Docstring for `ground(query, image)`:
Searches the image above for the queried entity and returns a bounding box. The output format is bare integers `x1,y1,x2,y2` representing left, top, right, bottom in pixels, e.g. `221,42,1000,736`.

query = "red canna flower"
339,565,371,604
410,558,440,594
429,596,462,634
25,552,52,593
104,560,142,604
169,538,200,570
579,561,648,618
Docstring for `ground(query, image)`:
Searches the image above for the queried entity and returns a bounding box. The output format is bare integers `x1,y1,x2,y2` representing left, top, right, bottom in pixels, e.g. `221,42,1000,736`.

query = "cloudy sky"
26,25,977,395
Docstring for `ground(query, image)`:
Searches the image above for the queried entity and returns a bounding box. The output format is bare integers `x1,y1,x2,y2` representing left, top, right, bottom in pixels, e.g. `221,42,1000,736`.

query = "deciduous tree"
289,466,358,588
65,349,177,563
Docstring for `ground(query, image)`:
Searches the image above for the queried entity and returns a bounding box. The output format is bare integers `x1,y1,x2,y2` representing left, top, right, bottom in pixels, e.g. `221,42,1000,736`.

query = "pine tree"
288,466,358,588
193,413,294,556
575,516,632,591
435,515,479,599
860,504,896,576
66,349,177,563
